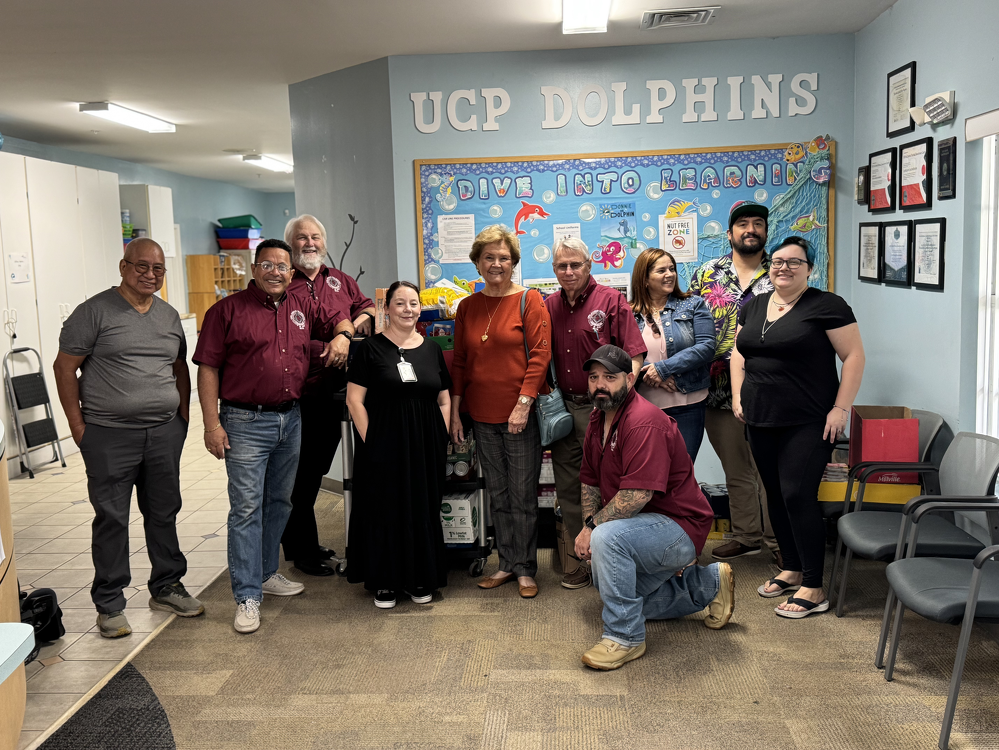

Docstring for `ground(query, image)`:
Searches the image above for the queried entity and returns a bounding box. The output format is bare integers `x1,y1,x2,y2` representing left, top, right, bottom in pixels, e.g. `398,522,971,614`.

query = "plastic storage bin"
217,214,262,229
215,227,262,239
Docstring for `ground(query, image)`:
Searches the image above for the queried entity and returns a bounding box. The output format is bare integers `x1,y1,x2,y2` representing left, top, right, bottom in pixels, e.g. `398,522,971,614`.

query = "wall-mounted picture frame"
899,137,934,211
886,61,916,138
938,137,957,201
868,148,897,213
858,222,882,283
913,217,946,290
882,220,913,287
856,166,869,205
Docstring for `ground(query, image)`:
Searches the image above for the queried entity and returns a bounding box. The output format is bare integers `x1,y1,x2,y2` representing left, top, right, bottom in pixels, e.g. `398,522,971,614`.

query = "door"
25,157,87,440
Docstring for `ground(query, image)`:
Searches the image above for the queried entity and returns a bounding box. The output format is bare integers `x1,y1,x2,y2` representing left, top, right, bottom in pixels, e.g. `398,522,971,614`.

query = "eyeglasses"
770,258,808,270
124,260,166,276
255,261,291,273
554,262,587,273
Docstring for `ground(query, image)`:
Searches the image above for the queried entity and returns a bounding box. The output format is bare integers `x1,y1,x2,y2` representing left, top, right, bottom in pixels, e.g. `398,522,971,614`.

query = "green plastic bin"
217,214,262,229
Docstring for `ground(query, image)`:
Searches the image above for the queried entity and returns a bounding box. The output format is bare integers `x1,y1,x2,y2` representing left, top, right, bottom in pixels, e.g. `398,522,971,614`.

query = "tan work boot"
705,562,735,630
581,639,647,670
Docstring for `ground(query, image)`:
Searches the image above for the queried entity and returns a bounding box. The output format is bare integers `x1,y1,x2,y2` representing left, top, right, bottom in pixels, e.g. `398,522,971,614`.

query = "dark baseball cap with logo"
583,344,632,375
728,202,769,230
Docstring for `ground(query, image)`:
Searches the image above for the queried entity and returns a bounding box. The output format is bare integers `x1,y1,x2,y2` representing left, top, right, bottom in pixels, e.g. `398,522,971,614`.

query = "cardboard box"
441,492,478,529
848,406,920,484
444,527,478,543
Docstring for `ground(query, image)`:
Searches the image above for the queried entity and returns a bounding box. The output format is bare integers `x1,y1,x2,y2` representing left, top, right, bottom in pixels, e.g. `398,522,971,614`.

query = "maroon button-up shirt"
580,387,714,554
545,276,646,395
193,281,345,406
287,265,374,394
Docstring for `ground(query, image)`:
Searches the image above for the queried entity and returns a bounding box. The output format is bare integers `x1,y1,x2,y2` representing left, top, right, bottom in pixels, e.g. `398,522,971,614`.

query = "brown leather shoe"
477,572,515,589
519,581,539,598
561,566,591,590
711,540,762,560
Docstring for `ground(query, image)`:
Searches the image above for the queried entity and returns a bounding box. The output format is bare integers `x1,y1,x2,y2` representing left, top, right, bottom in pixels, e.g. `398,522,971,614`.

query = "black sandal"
757,577,802,598
774,596,830,619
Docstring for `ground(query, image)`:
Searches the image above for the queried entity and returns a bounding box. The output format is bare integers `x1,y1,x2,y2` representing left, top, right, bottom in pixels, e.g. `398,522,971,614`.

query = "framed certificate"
938,137,957,201
856,166,869,205
886,61,916,138
881,220,912,287
858,223,882,283
868,148,897,213
913,217,946,290
900,137,933,210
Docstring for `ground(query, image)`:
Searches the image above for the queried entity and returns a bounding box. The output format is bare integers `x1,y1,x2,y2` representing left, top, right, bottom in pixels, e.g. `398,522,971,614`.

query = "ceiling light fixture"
79,102,175,133
563,0,612,34
242,154,293,173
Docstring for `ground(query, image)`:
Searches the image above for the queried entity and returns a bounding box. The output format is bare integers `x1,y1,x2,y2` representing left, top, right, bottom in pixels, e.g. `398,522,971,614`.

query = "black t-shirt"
736,287,856,427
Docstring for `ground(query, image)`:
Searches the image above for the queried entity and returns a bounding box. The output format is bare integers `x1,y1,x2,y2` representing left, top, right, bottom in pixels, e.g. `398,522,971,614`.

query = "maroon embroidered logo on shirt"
290,310,307,330
326,276,341,293
587,309,607,334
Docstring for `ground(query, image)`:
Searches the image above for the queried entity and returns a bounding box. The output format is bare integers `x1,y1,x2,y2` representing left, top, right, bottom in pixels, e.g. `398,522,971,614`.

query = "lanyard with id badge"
397,347,417,383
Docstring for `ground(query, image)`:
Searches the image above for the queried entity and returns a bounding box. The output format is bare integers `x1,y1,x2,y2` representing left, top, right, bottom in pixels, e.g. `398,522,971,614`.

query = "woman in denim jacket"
630,248,716,460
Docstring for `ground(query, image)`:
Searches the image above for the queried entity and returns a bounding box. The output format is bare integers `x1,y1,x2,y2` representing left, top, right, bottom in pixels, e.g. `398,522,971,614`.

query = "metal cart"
3,348,66,478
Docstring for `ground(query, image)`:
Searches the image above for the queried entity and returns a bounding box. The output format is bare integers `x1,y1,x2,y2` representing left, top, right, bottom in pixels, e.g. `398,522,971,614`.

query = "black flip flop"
757,578,802,598
774,596,830,619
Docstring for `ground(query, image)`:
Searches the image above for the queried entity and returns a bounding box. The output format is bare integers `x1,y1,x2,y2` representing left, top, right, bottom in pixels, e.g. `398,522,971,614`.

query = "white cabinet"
77,167,124,298
119,184,186,314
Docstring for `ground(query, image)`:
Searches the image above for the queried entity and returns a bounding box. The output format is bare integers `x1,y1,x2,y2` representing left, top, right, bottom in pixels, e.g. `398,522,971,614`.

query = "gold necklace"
760,289,807,343
481,295,503,342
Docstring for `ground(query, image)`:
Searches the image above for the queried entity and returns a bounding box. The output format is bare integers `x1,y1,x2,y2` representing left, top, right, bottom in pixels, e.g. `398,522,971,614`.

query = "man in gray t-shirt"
53,238,204,638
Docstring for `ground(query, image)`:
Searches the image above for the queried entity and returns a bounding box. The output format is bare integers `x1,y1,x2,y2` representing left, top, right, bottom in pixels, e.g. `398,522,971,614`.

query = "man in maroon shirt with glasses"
281,214,374,577
194,239,346,634
575,345,734,671
545,237,645,590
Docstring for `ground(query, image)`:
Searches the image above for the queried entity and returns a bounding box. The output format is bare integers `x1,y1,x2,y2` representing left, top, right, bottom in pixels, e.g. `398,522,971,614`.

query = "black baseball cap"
583,345,632,375
728,202,769,230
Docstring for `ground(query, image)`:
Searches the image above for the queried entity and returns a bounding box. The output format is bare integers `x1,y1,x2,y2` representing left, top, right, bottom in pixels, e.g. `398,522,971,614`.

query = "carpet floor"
128,492,999,750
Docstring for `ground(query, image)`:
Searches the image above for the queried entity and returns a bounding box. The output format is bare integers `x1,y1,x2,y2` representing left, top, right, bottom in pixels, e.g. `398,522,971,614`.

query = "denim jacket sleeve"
654,296,716,379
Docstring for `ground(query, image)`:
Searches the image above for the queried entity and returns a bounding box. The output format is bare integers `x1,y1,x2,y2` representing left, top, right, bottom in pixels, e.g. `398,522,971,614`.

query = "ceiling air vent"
641,6,719,29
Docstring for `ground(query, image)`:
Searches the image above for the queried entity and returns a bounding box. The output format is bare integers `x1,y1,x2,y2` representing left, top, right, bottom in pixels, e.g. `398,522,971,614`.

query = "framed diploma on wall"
881,220,912,287
913,217,946,290
899,137,933,211
938,137,957,201
868,148,897,213
886,61,916,138
858,222,882,283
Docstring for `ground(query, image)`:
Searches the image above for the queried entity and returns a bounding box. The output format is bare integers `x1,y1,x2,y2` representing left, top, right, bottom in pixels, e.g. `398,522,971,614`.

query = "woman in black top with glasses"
730,237,865,619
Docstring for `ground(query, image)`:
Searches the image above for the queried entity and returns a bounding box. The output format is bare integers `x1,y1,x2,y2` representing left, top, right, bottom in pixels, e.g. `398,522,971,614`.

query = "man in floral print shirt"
688,203,780,565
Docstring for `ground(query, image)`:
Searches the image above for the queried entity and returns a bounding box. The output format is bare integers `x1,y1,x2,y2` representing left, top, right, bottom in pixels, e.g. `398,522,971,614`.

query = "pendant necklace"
481,295,503,342
760,289,807,343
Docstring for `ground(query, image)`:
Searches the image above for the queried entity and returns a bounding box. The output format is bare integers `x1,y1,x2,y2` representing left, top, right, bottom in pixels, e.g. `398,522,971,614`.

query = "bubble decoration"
698,204,712,217
533,245,551,262
703,220,723,234
425,263,442,282
542,190,556,204
645,183,663,200
754,189,768,203
488,204,503,218
578,203,597,221
643,227,657,240
428,174,441,187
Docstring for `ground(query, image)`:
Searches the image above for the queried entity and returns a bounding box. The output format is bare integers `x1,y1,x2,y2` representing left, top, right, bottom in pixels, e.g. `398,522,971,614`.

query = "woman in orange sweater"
450,225,552,598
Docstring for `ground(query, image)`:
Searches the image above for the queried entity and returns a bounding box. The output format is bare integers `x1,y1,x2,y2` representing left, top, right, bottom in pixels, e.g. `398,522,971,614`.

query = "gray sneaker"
262,573,305,597
149,582,205,617
97,610,132,638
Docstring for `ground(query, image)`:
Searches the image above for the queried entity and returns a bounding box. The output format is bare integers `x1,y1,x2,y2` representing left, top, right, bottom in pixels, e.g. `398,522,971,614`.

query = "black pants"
79,417,188,613
281,389,345,562
746,420,832,589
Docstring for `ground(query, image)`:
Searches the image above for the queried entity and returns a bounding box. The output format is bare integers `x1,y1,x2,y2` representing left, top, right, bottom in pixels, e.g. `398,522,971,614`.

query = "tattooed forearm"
594,489,653,524
581,483,602,521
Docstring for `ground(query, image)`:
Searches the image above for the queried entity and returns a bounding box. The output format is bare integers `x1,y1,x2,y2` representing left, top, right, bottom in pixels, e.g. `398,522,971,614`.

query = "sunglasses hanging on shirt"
397,347,417,382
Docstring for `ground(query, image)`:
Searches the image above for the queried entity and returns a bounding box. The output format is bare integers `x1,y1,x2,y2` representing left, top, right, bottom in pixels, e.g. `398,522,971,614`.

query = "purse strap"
520,289,560,389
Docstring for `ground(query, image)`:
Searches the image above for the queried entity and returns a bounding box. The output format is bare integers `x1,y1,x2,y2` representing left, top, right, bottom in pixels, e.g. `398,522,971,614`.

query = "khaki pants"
550,399,594,569
704,406,777,550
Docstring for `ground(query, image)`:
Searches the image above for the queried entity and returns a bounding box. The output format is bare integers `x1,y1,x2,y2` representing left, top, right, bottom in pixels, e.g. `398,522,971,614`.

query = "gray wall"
289,57,398,299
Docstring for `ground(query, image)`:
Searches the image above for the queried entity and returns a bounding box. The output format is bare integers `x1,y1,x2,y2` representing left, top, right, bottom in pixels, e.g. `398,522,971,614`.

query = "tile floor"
10,401,231,750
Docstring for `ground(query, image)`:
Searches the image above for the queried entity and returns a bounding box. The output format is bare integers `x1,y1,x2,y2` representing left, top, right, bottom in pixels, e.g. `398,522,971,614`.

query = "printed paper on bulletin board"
414,137,835,295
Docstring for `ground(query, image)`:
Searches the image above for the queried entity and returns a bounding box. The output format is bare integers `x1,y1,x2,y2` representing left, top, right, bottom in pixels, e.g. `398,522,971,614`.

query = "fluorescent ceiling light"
242,154,294,173
79,102,175,133
563,0,612,33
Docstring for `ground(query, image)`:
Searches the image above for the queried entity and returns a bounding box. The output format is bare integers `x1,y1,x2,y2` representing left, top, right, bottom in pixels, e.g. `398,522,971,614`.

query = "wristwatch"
335,330,353,341
584,516,596,530
518,395,532,405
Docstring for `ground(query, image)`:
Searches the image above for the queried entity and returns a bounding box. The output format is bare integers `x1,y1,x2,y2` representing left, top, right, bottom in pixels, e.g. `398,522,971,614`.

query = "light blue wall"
385,36,857,292
851,0,999,432
1,135,294,258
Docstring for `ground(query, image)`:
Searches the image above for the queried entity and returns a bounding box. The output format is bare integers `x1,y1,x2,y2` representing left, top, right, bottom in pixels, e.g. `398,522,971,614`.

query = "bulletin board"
415,137,835,297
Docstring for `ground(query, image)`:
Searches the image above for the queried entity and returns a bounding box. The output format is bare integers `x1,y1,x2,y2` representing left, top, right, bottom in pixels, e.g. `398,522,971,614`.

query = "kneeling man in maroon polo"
575,345,735,670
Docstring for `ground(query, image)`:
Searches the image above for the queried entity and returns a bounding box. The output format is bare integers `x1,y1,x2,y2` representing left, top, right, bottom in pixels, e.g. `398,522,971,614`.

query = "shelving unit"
185,251,250,330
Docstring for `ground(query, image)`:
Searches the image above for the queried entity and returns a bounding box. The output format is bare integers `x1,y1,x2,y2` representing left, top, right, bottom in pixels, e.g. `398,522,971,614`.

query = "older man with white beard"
281,214,376,576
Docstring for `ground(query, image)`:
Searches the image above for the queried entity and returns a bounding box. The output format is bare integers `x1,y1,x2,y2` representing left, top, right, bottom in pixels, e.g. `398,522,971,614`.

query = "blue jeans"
590,513,720,646
221,404,302,603
664,401,706,462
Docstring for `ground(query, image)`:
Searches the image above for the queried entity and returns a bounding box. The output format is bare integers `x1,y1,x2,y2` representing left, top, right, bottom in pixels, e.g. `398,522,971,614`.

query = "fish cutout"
790,209,824,233
807,135,830,153
591,241,626,270
514,201,551,236
452,276,482,294
784,143,806,163
663,197,699,218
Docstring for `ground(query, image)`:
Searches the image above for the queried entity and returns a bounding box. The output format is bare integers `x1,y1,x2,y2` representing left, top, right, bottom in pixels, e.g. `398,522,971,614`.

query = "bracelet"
834,405,850,415
205,422,222,433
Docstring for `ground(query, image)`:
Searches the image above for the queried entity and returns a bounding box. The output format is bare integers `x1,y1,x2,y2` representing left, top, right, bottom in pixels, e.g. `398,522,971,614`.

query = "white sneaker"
262,573,305,597
234,599,260,634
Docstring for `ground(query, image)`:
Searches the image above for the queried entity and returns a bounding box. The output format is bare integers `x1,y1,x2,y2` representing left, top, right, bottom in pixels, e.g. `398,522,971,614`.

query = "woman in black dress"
345,280,452,608
730,237,865,619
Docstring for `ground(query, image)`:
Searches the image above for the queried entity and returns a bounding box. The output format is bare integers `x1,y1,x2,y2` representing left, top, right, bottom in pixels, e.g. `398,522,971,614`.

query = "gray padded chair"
878,500,999,750
830,411,955,615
